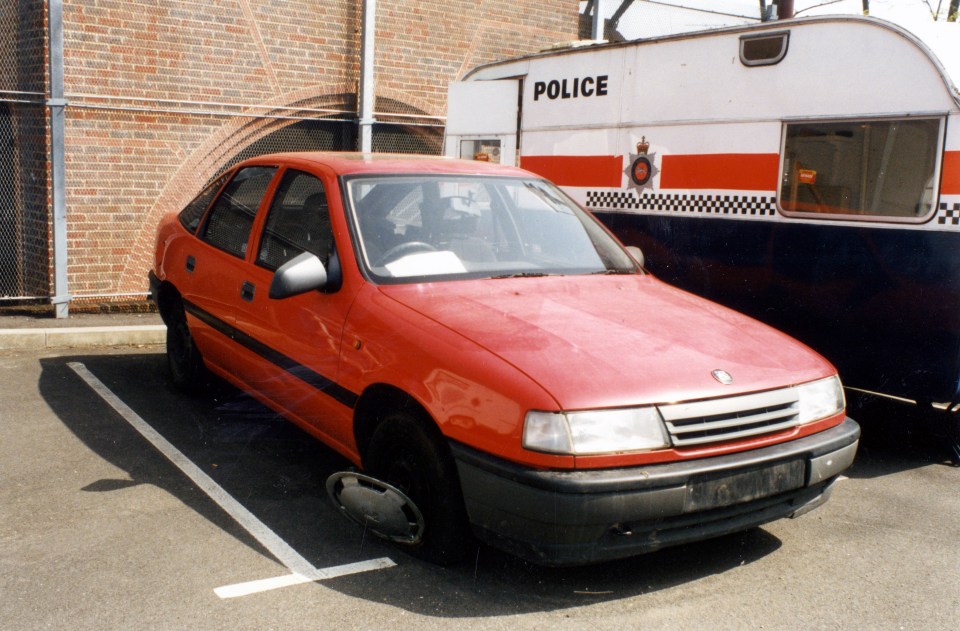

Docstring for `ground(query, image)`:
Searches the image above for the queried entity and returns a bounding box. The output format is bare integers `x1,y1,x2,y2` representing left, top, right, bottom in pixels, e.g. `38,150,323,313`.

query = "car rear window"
201,166,277,258
178,173,228,233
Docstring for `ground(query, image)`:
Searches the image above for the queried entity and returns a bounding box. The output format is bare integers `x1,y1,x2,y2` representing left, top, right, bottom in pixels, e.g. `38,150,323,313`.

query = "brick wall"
3,0,579,301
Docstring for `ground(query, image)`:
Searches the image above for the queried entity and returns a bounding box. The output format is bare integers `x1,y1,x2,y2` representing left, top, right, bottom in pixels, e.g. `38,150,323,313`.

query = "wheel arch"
154,281,183,326
353,383,443,468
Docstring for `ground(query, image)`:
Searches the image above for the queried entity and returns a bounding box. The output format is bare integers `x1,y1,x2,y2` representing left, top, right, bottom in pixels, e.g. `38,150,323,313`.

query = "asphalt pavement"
1,318,958,629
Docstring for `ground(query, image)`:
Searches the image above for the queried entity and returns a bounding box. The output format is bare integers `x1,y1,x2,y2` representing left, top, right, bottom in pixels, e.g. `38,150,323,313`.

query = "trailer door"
445,80,520,165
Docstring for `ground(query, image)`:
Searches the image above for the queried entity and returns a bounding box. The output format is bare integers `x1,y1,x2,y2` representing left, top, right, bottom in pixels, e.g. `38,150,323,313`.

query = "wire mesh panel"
212,117,358,182
580,0,757,40
64,100,369,299
370,97,444,155
372,123,443,155
0,0,50,301
0,103,50,301
0,0,576,306
0,0,45,95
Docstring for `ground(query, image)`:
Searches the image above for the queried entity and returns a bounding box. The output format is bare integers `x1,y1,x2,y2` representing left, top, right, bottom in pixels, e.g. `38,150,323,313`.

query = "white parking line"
214,558,396,598
67,362,396,597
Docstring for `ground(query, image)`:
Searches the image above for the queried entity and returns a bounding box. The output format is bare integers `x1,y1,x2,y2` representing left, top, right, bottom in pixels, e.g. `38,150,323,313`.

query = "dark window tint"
257,170,334,271
178,173,229,233
201,166,276,258
780,118,941,221
740,32,789,66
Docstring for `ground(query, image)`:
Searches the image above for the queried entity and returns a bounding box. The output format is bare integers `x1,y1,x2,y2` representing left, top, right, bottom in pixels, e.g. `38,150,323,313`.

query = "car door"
180,165,278,374
233,167,361,453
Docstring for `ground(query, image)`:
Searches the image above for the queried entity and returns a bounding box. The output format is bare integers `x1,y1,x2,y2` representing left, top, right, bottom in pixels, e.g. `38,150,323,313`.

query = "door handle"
241,281,256,302
185,255,196,272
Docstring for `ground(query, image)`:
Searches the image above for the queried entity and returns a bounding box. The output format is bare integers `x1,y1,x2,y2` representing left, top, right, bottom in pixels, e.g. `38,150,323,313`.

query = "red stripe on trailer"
660,153,780,191
520,155,624,188
942,151,960,195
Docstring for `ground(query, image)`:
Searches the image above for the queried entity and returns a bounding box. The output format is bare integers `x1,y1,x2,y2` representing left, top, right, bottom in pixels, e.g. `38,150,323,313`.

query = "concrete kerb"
0,307,166,350
0,325,167,350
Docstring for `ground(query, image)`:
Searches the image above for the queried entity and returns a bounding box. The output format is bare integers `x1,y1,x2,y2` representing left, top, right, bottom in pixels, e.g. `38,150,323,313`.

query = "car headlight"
523,407,670,455
797,376,845,424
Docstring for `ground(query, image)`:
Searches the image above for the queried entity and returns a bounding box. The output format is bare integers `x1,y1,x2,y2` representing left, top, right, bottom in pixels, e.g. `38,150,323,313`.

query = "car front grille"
659,387,801,447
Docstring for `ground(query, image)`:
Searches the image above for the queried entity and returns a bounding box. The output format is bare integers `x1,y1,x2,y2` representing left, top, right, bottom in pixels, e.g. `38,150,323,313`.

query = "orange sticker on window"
798,169,817,185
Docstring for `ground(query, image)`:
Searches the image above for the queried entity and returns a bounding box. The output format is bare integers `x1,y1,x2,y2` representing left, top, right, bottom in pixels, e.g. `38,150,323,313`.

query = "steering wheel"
443,195,475,207
376,241,437,266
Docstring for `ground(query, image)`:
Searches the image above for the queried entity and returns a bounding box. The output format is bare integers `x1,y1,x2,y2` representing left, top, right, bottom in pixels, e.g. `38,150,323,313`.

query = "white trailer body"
446,16,960,409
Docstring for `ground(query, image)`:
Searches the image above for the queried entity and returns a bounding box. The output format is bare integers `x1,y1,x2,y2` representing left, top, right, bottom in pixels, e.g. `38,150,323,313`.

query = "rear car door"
181,165,278,372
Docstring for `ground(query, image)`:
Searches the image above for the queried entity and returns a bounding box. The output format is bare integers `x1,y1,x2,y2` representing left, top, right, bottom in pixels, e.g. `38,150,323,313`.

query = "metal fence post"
48,0,69,317
359,0,376,153
593,0,608,40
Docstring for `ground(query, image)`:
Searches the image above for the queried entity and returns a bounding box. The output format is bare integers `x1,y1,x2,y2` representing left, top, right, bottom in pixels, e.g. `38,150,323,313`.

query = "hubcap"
326,471,425,544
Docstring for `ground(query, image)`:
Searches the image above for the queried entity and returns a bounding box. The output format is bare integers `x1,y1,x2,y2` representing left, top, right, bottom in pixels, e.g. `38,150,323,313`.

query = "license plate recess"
684,459,805,513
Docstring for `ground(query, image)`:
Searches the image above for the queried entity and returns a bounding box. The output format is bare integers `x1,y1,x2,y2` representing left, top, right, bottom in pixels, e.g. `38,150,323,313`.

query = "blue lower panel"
599,212,960,402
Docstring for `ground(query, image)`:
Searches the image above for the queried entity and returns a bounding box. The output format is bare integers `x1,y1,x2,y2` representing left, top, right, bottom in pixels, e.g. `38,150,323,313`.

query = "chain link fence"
579,0,759,40
63,95,443,300
1,1,50,302
0,1,446,306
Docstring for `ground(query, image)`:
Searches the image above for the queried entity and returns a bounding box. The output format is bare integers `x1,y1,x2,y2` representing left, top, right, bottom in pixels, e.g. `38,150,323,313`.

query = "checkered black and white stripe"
937,202,960,226
586,191,777,217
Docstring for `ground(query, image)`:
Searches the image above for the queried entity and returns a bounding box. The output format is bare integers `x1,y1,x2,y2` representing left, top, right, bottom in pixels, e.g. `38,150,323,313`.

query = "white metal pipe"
592,0,606,40
359,0,377,152
48,0,69,318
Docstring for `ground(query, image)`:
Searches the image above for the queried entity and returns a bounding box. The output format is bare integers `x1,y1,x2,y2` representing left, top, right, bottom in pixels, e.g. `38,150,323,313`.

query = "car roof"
236,152,535,178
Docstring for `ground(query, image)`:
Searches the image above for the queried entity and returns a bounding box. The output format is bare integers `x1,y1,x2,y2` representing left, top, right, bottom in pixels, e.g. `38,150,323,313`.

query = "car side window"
257,170,334,271
178,173,229,233
201,166,277,258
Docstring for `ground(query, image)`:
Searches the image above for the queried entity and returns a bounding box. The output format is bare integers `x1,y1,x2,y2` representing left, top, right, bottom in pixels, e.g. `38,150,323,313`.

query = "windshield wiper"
490,272,553,279
590,269,637,275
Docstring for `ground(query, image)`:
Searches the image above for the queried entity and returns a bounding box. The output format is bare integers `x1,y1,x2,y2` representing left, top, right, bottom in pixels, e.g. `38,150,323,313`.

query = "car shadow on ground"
40,351,889,617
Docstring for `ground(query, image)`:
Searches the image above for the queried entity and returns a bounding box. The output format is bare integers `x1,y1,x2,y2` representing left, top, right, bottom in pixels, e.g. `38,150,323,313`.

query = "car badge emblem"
712,369,734,385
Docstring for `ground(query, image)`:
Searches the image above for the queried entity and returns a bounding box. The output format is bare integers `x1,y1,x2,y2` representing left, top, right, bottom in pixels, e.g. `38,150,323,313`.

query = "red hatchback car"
150,152,860,566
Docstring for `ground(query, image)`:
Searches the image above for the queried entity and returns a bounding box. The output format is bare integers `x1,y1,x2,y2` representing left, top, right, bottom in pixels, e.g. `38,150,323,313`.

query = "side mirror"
626,245,645,268
269,252,328,299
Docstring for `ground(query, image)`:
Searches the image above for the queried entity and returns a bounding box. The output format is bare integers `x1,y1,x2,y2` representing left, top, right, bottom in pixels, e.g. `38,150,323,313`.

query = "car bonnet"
378,274,835,410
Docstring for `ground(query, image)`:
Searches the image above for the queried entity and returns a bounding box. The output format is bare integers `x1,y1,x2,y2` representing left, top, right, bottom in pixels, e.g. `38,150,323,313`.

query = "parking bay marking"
68,362,396,598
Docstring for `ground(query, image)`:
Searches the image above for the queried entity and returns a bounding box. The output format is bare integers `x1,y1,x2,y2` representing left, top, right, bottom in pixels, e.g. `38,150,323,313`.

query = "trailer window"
459,139,502,164
739,32,789,66
779,119,941,222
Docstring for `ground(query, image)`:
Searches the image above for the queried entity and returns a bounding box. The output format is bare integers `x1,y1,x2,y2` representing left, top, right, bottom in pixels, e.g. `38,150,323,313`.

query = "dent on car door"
184,165,278,372
234,168,358,451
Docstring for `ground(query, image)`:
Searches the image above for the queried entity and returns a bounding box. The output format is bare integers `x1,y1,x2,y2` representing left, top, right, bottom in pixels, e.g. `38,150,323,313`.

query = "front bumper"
451,417,860,566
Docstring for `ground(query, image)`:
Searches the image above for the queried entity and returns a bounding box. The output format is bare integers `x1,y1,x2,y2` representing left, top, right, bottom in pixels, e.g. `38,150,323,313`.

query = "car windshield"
344,175,639,283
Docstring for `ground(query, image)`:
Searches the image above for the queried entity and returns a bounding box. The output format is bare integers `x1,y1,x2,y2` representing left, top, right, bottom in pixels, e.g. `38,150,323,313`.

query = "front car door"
233,167,361,454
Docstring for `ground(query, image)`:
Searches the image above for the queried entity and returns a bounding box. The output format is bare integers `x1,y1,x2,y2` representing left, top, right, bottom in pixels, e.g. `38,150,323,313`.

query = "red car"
149,152,859,566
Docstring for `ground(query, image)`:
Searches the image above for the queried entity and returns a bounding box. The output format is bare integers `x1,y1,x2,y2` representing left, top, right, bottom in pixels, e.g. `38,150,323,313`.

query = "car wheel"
166,301,205,392
948,412,960,466
364,411,473,564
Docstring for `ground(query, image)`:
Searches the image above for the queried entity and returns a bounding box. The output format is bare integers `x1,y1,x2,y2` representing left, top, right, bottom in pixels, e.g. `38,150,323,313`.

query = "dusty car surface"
149,152,860,566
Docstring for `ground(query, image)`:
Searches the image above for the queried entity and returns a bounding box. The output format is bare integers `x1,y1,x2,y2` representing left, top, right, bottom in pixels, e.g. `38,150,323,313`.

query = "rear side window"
201,166,277,258
780,118,942,222
257,170,334,271
178,173,228,233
